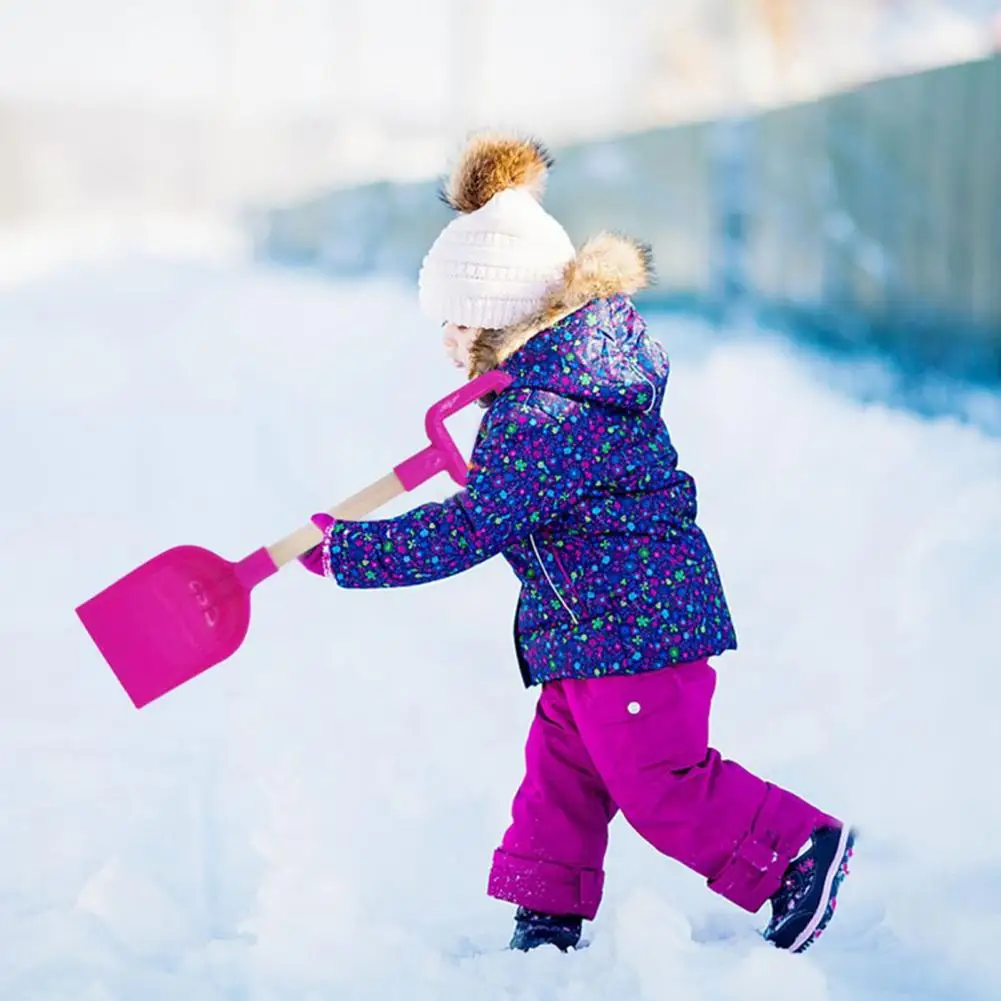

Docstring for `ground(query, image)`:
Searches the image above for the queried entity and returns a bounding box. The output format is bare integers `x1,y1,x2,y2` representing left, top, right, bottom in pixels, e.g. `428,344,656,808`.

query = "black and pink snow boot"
763,824,856,953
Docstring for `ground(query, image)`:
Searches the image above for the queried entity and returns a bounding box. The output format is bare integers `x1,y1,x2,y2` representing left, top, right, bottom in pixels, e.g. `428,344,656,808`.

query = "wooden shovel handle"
261,372,513,573
265,472,405,568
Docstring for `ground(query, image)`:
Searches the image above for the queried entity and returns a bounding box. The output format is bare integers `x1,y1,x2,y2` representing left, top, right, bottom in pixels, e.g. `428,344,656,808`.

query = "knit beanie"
418,135,576,330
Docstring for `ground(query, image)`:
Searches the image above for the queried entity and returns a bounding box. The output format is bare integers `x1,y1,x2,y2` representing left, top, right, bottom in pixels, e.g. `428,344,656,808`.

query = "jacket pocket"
529,533,588,625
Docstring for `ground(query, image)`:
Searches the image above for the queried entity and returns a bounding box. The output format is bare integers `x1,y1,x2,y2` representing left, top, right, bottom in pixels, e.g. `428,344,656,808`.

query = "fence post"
709,114,752,324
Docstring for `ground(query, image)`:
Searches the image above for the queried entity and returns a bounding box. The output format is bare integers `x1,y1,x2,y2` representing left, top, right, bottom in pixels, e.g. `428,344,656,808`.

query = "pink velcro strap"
487,849,604,921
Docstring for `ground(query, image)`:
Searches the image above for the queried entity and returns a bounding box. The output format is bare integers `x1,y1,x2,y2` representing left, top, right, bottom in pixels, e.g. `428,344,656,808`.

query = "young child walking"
300,133,855,955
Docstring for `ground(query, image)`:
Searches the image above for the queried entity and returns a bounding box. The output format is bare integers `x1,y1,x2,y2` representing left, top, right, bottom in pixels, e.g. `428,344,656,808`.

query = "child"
299,134,855,955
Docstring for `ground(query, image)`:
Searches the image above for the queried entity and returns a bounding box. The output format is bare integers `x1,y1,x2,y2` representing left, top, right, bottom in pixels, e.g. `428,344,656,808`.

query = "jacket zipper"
529,535,580,626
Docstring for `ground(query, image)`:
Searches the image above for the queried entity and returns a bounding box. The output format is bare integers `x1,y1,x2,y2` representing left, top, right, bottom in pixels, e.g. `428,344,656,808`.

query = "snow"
2,240,1000,1001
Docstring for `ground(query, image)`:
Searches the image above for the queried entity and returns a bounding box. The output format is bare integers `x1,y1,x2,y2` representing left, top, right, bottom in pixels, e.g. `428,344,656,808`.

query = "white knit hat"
418,135,576,330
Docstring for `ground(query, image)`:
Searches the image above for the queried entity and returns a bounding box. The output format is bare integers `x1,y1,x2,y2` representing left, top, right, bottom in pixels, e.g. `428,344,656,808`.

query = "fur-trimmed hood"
469,231,654,377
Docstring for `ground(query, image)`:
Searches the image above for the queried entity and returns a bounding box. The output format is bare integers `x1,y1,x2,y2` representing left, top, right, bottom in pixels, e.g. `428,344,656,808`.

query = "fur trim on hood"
468,231,655,377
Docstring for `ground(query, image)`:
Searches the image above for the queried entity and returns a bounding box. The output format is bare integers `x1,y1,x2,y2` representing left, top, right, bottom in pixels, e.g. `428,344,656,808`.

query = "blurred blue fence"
251,54,1001,388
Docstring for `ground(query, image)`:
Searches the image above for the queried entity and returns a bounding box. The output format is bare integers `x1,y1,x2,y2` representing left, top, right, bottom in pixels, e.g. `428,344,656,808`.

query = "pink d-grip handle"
394,370,513,491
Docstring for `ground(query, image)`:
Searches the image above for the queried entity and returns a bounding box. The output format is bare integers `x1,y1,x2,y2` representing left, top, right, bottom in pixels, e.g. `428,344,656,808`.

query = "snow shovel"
76,370,512,709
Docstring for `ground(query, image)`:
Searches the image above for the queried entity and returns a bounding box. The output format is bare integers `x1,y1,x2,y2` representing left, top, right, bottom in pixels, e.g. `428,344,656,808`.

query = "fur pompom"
441,134,553,213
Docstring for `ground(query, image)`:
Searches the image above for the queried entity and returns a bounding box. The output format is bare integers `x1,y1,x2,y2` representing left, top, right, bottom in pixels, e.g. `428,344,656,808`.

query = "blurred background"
2,0,1000,394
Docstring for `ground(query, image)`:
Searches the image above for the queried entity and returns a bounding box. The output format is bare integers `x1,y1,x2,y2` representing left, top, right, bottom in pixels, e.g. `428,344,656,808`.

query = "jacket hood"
502,293,669,415
468,233,666,414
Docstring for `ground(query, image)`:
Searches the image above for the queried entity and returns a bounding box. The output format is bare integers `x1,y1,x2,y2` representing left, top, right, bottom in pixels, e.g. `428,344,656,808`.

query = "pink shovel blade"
76,544,277,708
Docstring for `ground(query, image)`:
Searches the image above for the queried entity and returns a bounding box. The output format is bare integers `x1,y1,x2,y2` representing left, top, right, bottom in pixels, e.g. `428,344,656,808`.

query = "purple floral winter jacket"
317,293,738,687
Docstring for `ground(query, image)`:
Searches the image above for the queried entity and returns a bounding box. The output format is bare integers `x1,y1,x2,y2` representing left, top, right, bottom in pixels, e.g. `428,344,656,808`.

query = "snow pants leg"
487,659,838,920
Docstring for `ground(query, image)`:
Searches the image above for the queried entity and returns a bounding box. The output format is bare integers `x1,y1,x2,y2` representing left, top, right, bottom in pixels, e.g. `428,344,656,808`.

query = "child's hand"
297,513,335,577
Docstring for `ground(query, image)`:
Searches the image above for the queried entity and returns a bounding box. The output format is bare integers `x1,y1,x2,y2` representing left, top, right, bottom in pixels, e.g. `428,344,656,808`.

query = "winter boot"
763,824,856,953
510,906,583,952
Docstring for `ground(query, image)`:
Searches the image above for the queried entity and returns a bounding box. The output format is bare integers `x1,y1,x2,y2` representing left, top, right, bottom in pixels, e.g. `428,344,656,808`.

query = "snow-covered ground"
2,244,1000,1001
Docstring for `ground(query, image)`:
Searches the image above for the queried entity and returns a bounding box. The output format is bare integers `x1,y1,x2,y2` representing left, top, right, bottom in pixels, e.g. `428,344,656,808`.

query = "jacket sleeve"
319,394,595,589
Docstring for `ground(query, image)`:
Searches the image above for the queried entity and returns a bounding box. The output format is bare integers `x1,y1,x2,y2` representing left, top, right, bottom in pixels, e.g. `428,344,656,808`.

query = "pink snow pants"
487,659,838,920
